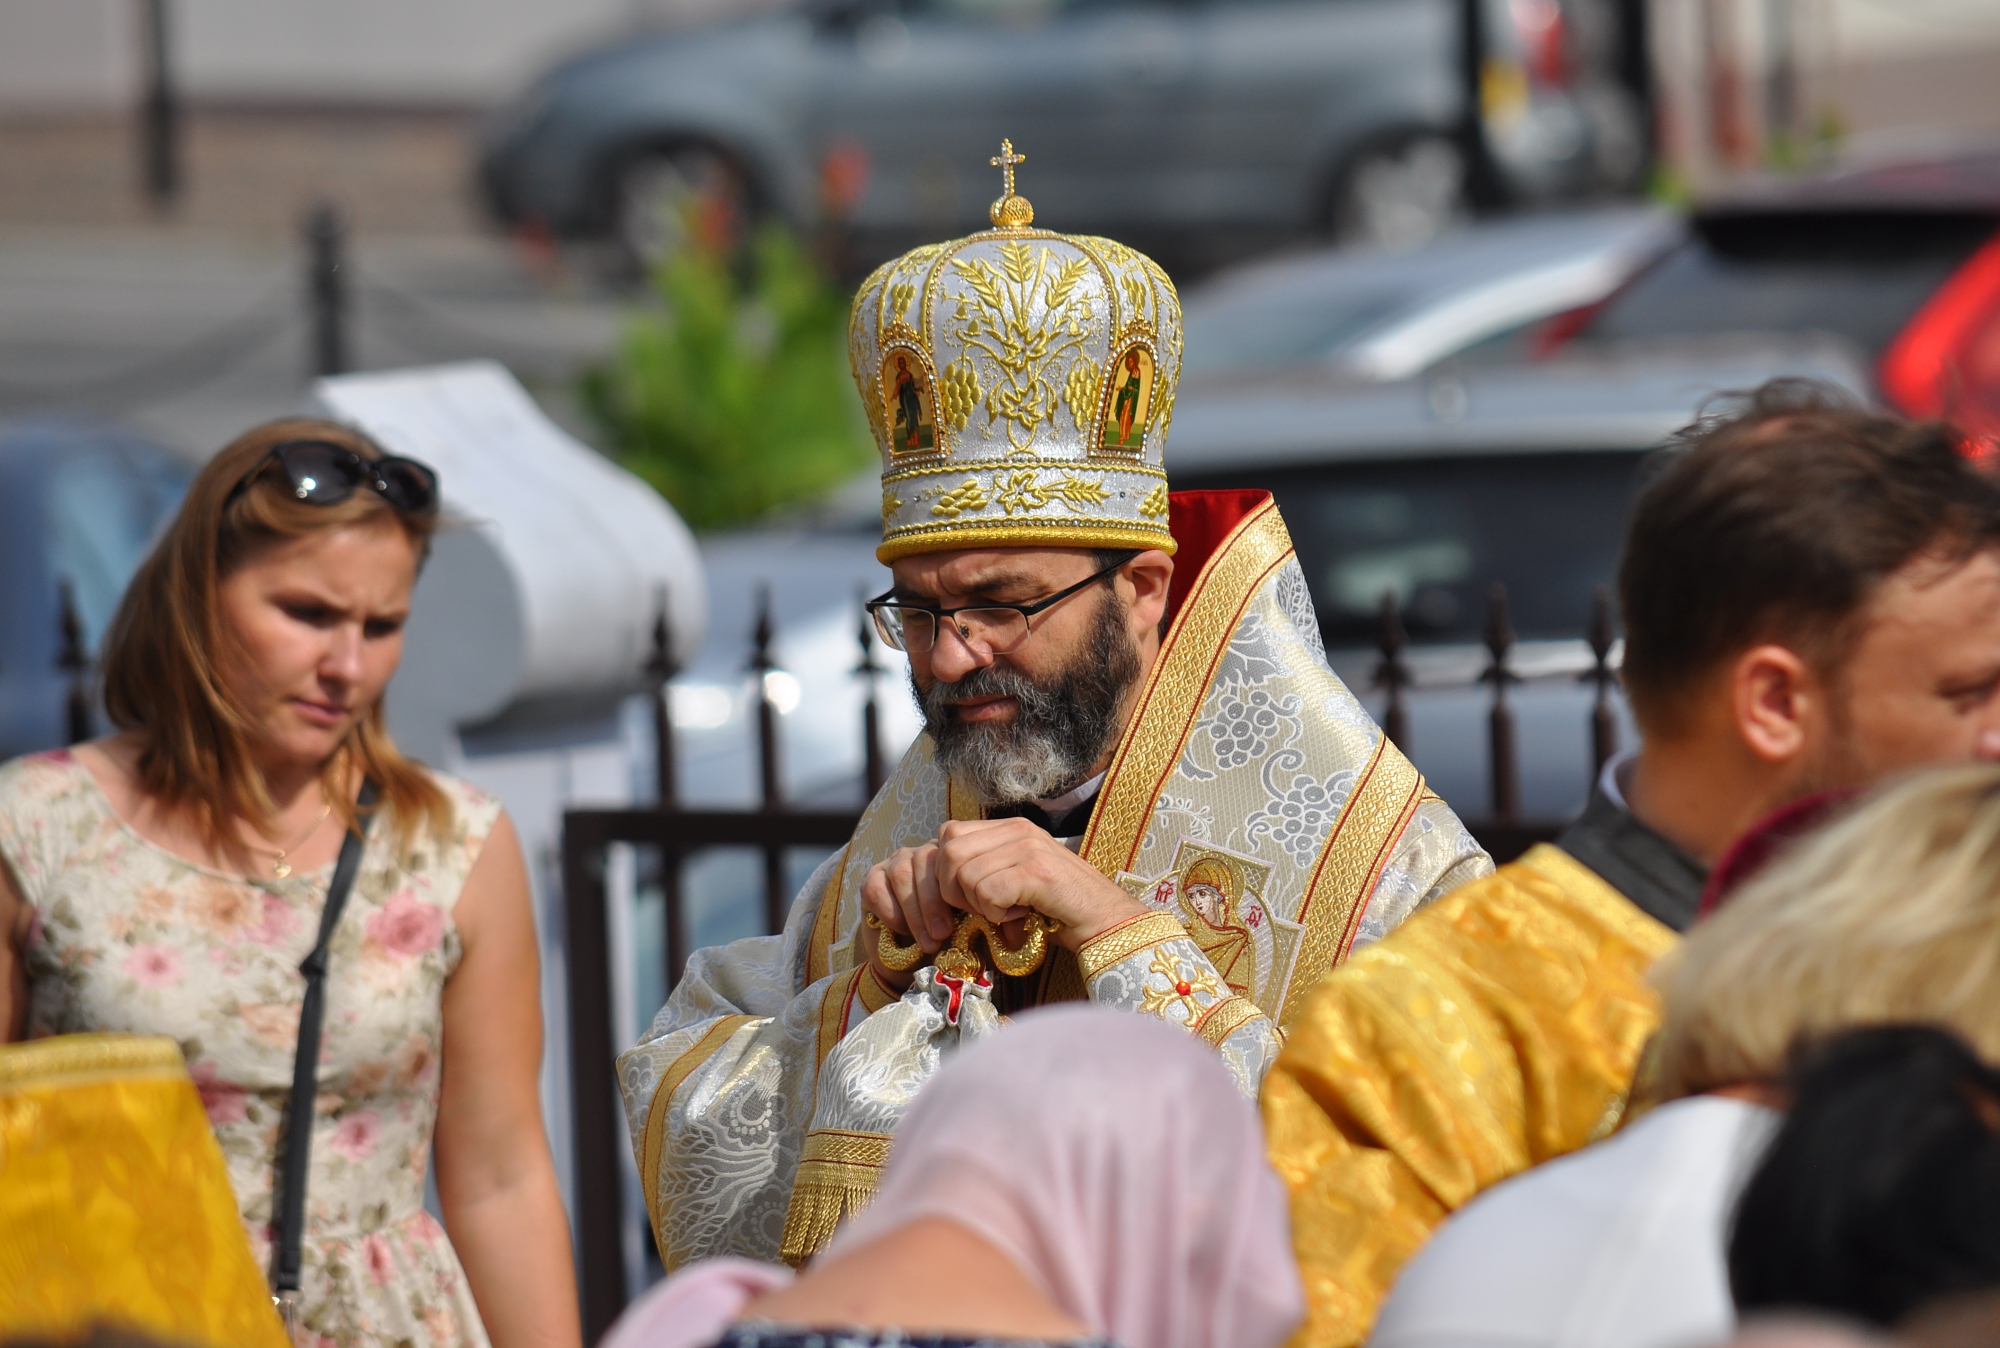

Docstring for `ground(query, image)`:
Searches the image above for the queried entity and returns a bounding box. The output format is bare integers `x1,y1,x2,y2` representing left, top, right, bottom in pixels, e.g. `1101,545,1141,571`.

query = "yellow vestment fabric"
0,1033,288,1348
1261,844,1678,1348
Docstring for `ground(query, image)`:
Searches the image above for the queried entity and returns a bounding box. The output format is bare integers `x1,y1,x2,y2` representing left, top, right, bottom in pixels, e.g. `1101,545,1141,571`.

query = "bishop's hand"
932,816,1147,953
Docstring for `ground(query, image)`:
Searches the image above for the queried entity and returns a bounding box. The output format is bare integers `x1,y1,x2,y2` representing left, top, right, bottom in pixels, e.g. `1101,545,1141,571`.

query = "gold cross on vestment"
990,140,1026,198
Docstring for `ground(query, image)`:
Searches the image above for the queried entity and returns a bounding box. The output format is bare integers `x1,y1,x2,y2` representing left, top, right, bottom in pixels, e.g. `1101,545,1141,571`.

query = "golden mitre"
851,140,1182,563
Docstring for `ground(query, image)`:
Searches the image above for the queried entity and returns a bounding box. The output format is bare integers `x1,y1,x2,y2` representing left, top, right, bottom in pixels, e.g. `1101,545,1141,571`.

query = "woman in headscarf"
608,1003,1303,1348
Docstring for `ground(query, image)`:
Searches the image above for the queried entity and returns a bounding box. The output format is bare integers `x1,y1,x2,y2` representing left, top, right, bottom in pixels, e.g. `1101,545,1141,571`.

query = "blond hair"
1649,763,2000,1100
98,417,449,851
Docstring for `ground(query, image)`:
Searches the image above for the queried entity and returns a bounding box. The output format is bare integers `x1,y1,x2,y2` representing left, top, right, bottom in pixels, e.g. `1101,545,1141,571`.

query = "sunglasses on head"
232,439,440,517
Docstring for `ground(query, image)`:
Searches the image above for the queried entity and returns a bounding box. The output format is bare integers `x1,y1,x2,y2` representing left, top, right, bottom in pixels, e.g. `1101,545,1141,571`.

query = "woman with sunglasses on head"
0,421,580,1348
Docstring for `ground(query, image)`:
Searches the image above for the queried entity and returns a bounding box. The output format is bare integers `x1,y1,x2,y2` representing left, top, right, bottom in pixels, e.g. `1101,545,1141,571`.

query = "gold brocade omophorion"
0,1033,288,1348
1262,845,1678,1348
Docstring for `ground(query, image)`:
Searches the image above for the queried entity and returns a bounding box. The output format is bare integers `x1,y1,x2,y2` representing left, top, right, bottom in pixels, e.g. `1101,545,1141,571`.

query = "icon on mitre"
882,351,938,455
1101,346,1154,451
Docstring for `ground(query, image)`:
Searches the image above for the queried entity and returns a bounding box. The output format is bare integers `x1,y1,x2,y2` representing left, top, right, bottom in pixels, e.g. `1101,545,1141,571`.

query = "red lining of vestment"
1164,489,1273,628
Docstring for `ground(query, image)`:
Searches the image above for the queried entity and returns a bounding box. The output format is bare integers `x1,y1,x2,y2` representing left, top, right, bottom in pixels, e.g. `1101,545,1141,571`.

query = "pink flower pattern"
190,1059,248,1125
327,1110,382,1163
122,943,183,988
0,753,500,1348
366,892,445,958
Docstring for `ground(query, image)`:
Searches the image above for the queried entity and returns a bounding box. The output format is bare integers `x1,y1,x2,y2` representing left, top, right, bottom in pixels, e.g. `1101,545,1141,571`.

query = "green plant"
584,225,875,531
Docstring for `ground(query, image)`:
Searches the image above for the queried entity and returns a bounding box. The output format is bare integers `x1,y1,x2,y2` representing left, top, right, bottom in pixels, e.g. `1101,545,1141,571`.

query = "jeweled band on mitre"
850,140,1182,563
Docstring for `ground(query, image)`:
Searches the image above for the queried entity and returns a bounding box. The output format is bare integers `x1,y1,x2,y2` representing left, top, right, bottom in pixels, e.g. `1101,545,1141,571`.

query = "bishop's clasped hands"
857,816,1148,988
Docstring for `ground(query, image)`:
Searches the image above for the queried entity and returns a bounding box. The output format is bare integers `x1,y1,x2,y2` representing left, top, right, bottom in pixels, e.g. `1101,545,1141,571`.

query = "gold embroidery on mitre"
849,139,1179,563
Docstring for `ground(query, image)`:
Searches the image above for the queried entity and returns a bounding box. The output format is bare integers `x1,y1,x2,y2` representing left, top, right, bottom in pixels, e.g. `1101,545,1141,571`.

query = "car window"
47,450,186,646
1579,210,1999,358
1176,451,1642,647
1181,287,1411,377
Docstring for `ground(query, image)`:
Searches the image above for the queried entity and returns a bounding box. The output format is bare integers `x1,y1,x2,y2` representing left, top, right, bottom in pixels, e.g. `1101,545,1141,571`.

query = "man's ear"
1730,643,1822,764
1123,550,1174,640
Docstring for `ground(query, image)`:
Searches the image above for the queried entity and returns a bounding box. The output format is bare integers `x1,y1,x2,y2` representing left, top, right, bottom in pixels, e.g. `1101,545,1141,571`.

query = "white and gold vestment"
615,149,1493,1271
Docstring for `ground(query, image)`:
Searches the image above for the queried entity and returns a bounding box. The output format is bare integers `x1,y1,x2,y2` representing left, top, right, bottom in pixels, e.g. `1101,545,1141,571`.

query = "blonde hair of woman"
1650,761,2000,1101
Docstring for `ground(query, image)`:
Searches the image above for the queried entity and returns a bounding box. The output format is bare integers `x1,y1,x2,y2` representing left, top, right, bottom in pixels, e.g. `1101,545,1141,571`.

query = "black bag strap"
271,779,378,1306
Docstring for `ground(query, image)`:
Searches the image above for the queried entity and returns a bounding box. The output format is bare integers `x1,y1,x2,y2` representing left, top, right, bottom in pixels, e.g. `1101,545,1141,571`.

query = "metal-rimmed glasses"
231,439,440,517
864,556,1128,655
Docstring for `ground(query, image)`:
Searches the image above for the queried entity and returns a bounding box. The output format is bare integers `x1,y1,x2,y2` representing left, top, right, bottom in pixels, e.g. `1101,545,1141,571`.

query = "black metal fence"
558,580,1625,1339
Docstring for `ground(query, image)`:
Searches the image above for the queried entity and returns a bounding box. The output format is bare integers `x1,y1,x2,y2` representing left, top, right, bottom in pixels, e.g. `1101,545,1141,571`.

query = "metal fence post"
646,587,691,992
305,203,347,378
559,817,626,1342
856,596,886,800
1483,582,1520,826
56,580,91,745
748,586,788,934
1373,589,1411,753
1587,585,1619,779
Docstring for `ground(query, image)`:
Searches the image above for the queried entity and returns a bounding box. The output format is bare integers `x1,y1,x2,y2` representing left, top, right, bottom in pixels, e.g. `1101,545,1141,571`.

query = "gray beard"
915,589,1142,806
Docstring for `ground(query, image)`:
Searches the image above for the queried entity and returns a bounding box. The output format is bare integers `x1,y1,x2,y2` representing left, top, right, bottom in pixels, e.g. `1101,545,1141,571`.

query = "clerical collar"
1034,773,1104,817
987,773,1106,842
1555,750,1708,933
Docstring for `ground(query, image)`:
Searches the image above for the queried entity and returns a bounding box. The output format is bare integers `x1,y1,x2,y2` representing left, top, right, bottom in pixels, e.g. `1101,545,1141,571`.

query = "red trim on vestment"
1165,489,1273,628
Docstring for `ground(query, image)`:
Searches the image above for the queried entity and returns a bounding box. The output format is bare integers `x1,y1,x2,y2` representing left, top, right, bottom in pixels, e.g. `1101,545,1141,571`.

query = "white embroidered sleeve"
615,850,858,1268
1349,792,1495,950
1075,912,1281,1098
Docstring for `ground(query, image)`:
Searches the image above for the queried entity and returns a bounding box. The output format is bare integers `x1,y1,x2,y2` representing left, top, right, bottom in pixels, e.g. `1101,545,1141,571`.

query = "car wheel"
1332,134,1470,252
614,144,751,273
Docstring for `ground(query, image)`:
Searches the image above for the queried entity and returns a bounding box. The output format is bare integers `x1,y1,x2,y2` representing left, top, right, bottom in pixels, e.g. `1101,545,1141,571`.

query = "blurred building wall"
1650,0,2000,190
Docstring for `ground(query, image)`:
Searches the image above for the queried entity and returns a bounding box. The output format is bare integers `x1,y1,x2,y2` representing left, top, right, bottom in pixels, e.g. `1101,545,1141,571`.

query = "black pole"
56,580,92,746
305,202,347,378
1587,585,1619,778
748,586,787,935
1373,590,1411,754
645,586,691,993
139,0,179,206
559,818,627,1343
1483,582,1520,826
855,595,886,801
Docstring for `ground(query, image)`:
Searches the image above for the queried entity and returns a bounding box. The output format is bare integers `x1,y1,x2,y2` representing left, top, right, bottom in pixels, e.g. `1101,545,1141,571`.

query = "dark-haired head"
1729,1024,2000,1329
1622,380,2000,741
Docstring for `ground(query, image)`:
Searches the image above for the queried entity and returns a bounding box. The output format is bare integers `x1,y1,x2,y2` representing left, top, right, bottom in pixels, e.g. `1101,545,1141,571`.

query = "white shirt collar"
1034,772,1105,816
1598,749,1638,812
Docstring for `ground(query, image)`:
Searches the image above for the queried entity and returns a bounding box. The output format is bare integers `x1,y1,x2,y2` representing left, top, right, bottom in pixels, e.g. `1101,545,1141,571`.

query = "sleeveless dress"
0,749,502,1348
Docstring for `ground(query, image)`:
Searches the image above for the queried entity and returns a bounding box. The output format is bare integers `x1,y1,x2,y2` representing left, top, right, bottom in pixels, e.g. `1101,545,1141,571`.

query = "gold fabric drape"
1262,846,1677,1348
0,1033,287,1348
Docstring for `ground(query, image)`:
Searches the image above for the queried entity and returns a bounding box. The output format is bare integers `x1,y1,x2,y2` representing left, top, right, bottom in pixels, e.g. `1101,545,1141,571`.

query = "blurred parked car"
0,421,190,759
1559,147,2000,433
477,0,1646,268
1167,340,1873,822
1180,203,1674,382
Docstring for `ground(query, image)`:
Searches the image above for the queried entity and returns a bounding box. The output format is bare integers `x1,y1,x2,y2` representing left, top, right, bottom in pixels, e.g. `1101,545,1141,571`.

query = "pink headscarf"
823,1004,1304,1348
605,1006,1302,1348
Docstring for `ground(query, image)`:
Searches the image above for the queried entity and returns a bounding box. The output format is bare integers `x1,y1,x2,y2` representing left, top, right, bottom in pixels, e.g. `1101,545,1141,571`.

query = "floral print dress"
0,750,502,1348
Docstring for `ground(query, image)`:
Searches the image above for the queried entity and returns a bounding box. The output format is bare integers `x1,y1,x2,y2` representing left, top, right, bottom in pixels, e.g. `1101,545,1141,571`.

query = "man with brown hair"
1266,380,2000,1348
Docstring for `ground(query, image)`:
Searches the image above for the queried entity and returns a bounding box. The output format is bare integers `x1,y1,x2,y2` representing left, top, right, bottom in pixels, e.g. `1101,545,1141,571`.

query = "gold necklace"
253,802,333,878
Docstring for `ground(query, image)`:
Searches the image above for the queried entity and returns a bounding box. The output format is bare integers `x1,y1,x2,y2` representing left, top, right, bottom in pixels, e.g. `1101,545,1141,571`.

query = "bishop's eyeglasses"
865,557,1128,655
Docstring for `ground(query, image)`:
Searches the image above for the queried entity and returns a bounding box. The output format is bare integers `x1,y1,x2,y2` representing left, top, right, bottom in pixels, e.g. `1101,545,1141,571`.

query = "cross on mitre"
990,139,1026,198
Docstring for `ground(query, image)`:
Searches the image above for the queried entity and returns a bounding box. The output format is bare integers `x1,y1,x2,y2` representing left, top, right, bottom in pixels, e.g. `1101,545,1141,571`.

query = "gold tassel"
779,1128,893,1266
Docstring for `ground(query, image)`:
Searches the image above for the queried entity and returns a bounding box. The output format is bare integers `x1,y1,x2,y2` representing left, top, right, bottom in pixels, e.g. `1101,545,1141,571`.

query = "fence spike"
1587,585,1618,779
748,584,787,933
1373,589,1411,753
1482,582,1520,826
855,593,886,800
56,579,91,746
